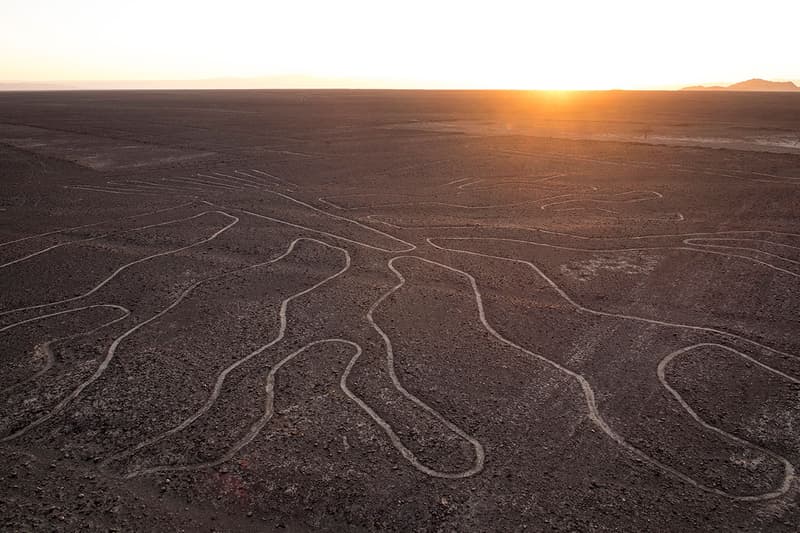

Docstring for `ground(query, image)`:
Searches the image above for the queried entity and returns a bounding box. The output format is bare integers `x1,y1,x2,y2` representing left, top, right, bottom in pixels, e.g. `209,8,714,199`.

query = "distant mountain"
683,78,800,92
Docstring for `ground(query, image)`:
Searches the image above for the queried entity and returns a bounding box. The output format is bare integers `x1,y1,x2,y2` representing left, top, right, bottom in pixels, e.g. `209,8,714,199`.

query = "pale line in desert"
456,178,484,189
208,172,262,188
0,303,136,442
211,172,273,189
551,207,686,222
238,170,297,190
0,201,196,248
98,169,416,253
111,330,483,479
71,183,155,194
0,205,222,270
369,216,800,241
456,173,572,191
165,176,245,191
210,178,418,252
658,343,797,499
107,180,183,193
367,215,797,248
224,170,279,188
0,304,131,396
249,168,300,189
65,185,158,196
362,257,489,478
316,192,445,209
220,170,278,189
340,341,484,478
683,238,800,266
162,177,243,191
499,149,799,185
317,197,346,210
750,171,800,181
149,180,221,194
389,254,794,500
142,180,211,193
263,148,318,159
368,214,687,235
105,180,201,196
0,233,332,444
687,237,800,252
317,192,573,211
197,173,260,189
211,202,416,253
540,190,663,210
0,211,239,317
443,177,472,186
458,181,597,194
181,175,248,190
320,189,659,212
102,237,351,476
431,235,799,279
554,207,619,214
117,339,362,477
141,183,205,195
428,236,800,358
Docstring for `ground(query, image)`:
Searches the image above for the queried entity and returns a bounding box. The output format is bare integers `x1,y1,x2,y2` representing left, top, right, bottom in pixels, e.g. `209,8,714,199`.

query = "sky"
1,0,798,90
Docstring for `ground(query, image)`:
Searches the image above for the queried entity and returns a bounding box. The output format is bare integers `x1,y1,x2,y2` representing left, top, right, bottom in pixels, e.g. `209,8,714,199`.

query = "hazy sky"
1,0,798,89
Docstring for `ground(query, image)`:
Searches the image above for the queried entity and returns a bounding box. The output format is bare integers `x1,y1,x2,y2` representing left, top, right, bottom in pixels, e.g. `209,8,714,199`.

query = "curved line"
457,173,570,190
116,339,359,478
389,254,795,500
0,211,239,317
428,237,800,357
658,343,797,499
0,235,344,444
0,207,226,270
162,177,241,192
197,173,260,189
365,215,800,243
0,304,131,395
362,257,486,479
196,173,259,189
207,199,417,253
499,149,800,185
685,238,800,266
317,194,566,211
107,181,200,195
101,238,351,474
322,190,662,213
247,169,299,189
540,190,662,210
255,187,417,252
430,236,799,280
64,185,156,196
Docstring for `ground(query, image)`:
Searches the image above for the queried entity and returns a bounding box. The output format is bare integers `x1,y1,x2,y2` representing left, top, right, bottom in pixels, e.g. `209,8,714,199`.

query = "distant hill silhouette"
683,78,800,92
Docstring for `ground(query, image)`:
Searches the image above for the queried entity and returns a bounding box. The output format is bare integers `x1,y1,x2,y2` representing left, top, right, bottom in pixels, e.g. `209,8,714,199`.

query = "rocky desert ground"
1,90,799,531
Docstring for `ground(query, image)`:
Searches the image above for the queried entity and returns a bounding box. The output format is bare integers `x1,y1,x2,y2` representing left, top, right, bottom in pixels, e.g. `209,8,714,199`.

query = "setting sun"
1,0,798,89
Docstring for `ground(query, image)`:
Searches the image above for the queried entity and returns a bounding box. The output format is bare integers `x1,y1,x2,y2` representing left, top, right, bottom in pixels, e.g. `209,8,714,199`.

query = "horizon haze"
1,0,798,90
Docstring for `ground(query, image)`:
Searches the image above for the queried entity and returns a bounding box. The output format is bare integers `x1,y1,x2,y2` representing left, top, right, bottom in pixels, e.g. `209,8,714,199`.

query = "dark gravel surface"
0,90,799,531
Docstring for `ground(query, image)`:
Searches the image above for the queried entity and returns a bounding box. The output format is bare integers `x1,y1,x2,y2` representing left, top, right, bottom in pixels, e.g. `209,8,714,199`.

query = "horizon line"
2,75,799,93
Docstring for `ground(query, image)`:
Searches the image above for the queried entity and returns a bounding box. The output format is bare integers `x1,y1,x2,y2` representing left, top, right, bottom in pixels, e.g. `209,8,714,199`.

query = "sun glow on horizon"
1,0,798,90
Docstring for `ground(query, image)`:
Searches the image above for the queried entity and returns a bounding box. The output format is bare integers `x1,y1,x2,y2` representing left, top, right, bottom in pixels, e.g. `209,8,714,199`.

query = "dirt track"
1,90,799,531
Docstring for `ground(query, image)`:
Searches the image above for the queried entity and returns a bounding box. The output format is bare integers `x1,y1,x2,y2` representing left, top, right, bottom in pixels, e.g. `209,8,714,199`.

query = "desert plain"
0,89,799,531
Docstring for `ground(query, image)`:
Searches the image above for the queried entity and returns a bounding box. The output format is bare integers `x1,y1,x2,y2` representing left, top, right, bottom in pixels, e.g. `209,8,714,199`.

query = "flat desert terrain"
1,90,799,531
